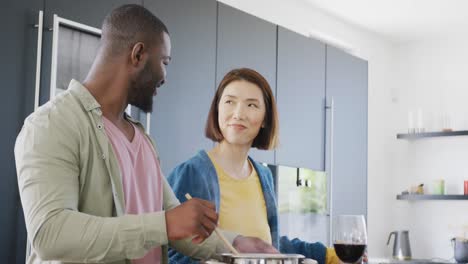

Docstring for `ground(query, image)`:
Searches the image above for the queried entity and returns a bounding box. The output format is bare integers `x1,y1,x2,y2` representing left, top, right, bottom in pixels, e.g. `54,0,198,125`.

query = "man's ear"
130,42,146,67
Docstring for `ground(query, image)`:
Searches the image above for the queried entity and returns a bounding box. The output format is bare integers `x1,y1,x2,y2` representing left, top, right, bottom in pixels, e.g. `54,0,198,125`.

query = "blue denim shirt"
167,150,326,264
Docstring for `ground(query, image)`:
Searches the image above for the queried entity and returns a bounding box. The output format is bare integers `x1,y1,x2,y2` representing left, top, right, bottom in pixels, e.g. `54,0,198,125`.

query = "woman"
167,68,339,264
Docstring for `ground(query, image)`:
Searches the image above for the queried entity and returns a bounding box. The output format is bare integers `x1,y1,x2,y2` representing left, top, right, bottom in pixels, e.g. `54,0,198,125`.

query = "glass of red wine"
333,215,367,264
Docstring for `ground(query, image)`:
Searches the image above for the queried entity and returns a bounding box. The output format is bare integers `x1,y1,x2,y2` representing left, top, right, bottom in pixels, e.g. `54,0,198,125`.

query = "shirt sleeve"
279,236,327,264
14,110,169,262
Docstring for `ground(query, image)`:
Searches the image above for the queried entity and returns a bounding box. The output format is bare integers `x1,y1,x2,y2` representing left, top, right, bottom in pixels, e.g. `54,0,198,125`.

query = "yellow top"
208,153,272,244
326,247,340,264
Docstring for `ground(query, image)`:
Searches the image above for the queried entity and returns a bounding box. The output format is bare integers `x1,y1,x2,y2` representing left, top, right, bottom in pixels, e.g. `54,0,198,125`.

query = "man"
15,4,276,264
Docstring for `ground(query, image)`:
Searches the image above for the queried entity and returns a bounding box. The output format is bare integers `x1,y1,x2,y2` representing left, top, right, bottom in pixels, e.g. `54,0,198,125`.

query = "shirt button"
97,124,103,130
101,154,106,160
95,109,102,115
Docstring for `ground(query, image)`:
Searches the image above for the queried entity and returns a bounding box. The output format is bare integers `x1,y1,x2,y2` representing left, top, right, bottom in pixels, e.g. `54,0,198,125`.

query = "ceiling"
303,0,468,43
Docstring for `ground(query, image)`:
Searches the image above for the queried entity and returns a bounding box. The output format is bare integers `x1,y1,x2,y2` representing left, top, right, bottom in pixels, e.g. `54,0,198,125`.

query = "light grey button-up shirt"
15,80,235,264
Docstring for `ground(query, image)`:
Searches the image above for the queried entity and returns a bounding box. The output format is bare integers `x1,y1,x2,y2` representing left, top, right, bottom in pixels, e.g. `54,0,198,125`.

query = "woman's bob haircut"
205,68,279,150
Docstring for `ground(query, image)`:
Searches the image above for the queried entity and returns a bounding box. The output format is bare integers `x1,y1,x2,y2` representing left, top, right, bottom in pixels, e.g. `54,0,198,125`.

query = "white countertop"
368,258,456,264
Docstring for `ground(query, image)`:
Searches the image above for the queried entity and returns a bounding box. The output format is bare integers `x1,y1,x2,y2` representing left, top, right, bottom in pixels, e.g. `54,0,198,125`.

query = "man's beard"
128,64,156,113
137,87,153,113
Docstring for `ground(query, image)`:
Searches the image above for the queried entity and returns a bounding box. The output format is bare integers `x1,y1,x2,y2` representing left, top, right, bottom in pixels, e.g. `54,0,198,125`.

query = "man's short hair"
205,68,279,150
101,4,168,56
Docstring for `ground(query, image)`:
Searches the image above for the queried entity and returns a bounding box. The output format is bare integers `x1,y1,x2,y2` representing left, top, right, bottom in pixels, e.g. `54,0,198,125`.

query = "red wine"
334,243,366,263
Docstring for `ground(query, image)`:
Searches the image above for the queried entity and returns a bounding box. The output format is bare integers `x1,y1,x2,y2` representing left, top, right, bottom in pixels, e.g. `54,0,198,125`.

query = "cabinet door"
1,1,44,263
216,3,277,164
0,0,44,263
276,26,326,170
326,46,368,234
145,0,217,176
39,0,142,104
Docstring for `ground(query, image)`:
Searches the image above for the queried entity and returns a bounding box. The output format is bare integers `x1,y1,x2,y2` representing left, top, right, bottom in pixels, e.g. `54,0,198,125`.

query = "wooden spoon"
185,193,240,255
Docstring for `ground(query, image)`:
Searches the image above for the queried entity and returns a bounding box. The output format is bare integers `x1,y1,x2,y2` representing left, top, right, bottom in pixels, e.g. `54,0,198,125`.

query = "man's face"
128,32,171,113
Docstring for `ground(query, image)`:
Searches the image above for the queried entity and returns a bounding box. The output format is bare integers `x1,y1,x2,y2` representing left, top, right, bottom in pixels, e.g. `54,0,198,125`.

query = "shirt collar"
67,79,144,126
68,79,101,112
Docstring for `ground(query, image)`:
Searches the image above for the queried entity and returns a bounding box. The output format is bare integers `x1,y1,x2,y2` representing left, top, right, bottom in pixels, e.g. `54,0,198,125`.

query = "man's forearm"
32,210,168,262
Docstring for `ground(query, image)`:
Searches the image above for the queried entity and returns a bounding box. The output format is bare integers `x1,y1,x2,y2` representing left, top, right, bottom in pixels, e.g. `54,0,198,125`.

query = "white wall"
390,35,468,259
218,0,397,258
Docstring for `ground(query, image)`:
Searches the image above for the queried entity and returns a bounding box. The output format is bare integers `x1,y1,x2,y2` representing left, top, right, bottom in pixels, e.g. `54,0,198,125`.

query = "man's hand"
232,236,279,254
165,198,218,244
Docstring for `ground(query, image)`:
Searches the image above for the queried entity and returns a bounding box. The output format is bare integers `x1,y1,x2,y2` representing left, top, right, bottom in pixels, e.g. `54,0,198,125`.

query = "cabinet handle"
326,97,335,245
34,11,43,110
49,14,59,100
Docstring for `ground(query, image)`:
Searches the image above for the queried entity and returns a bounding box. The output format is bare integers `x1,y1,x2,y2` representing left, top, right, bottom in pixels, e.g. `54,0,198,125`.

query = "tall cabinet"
1,2,43,263
326,46,368,242
216,3,277,164
146,0,218,176
275,26,329,244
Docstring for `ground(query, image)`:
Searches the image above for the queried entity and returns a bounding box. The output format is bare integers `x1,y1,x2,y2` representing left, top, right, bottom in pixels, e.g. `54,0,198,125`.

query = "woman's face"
218,80,266,147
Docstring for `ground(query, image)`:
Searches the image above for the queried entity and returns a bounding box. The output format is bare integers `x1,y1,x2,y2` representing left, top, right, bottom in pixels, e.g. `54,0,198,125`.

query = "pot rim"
220,253,305,259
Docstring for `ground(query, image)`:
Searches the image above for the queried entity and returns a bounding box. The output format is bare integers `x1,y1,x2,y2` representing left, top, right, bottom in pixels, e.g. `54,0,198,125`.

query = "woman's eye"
248,103,258,108
225,100,232,104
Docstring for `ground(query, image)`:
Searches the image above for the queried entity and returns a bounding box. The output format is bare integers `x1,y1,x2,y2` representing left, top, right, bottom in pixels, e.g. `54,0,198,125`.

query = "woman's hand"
232,236,279,253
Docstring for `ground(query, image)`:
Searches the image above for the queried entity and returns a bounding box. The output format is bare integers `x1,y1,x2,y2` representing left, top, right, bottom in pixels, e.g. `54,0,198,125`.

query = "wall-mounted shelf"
396,130,468,139
397,194,468,200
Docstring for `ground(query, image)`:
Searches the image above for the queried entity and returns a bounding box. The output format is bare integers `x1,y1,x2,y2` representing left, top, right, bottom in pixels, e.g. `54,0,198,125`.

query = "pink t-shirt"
103,117,163,264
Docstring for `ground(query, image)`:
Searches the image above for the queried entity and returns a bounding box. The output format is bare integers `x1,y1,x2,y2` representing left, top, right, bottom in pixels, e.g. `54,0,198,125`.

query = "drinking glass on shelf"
333,215,367,264
408,111,415,134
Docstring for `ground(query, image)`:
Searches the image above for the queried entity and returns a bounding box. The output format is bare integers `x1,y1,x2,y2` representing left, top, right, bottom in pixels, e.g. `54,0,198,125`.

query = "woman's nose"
232,105,245,120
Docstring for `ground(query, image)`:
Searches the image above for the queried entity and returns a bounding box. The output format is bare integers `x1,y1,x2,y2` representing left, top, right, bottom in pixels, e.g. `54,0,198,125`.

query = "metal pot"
216,253,315,264
452,237,468,263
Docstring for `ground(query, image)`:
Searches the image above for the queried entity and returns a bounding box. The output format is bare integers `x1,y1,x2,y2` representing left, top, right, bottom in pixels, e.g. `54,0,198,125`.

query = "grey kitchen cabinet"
275,27,328,245
216,3,277,164
276,26,326,171
1,1,43,263
145,0,218,176
325,45,368,242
